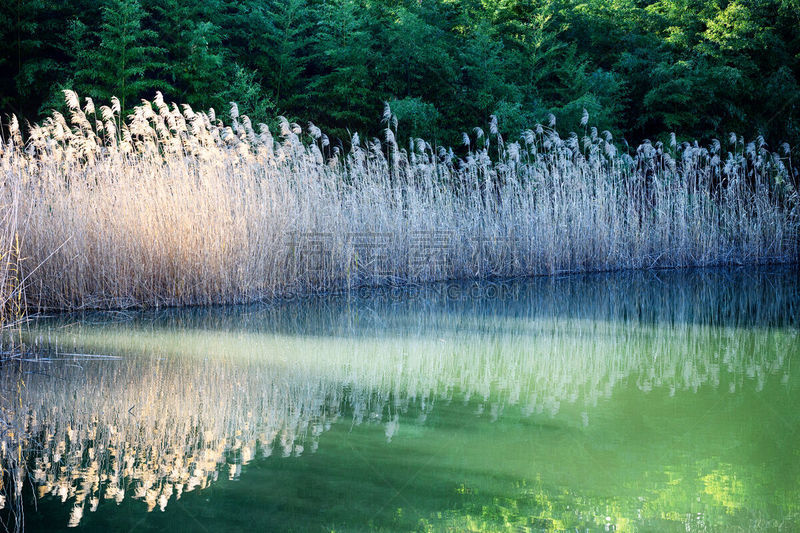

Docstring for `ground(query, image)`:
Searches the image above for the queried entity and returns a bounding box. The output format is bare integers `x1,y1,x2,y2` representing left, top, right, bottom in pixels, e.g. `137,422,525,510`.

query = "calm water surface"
1,268,799,532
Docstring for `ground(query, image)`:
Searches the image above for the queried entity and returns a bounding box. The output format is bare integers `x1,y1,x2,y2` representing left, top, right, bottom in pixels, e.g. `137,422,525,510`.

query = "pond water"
1,268,799,532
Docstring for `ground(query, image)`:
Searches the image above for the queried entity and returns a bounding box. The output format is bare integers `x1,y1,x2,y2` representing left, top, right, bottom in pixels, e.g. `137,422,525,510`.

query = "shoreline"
18,260,800,315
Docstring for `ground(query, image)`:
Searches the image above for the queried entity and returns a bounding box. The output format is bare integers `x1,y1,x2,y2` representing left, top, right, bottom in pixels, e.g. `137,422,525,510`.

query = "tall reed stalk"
1,91,797,310
0,169,23,340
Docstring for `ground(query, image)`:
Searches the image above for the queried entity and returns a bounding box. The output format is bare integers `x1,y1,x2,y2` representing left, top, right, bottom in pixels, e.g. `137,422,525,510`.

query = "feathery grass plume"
0,92,798,310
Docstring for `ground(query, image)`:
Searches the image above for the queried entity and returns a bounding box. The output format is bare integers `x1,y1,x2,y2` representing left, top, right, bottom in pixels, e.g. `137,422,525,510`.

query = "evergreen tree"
308,0,377,138
0,0,81,117
261,0,315,114
74,0,166,112
146,0,227,109
0,0,798,145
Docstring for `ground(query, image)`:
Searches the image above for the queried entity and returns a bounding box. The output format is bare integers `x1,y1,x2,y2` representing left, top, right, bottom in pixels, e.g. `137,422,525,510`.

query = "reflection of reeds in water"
2,288,797,528
1,356,344,527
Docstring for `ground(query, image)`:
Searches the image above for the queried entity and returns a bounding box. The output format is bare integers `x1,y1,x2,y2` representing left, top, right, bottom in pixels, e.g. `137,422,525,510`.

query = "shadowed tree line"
1,0,799,147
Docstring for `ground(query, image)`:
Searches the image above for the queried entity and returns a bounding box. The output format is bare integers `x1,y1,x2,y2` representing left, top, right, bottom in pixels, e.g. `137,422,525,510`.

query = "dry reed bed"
1,91,798,310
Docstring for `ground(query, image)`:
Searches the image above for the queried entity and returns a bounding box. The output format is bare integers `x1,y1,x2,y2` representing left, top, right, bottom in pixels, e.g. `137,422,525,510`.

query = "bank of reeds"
1,91,798,310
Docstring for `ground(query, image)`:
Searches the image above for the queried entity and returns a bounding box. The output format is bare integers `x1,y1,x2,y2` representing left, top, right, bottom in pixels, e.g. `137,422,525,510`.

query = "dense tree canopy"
1,0,798,147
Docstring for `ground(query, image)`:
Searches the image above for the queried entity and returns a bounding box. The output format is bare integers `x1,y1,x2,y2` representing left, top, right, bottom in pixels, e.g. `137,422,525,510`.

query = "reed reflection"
0,268,797,529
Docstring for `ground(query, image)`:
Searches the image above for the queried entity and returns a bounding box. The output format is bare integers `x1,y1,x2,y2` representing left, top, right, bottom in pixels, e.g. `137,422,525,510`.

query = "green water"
1,268,799,532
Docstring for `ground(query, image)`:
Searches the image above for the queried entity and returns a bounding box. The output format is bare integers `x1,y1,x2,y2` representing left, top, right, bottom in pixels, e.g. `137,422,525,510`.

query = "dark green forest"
1,0,799,147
